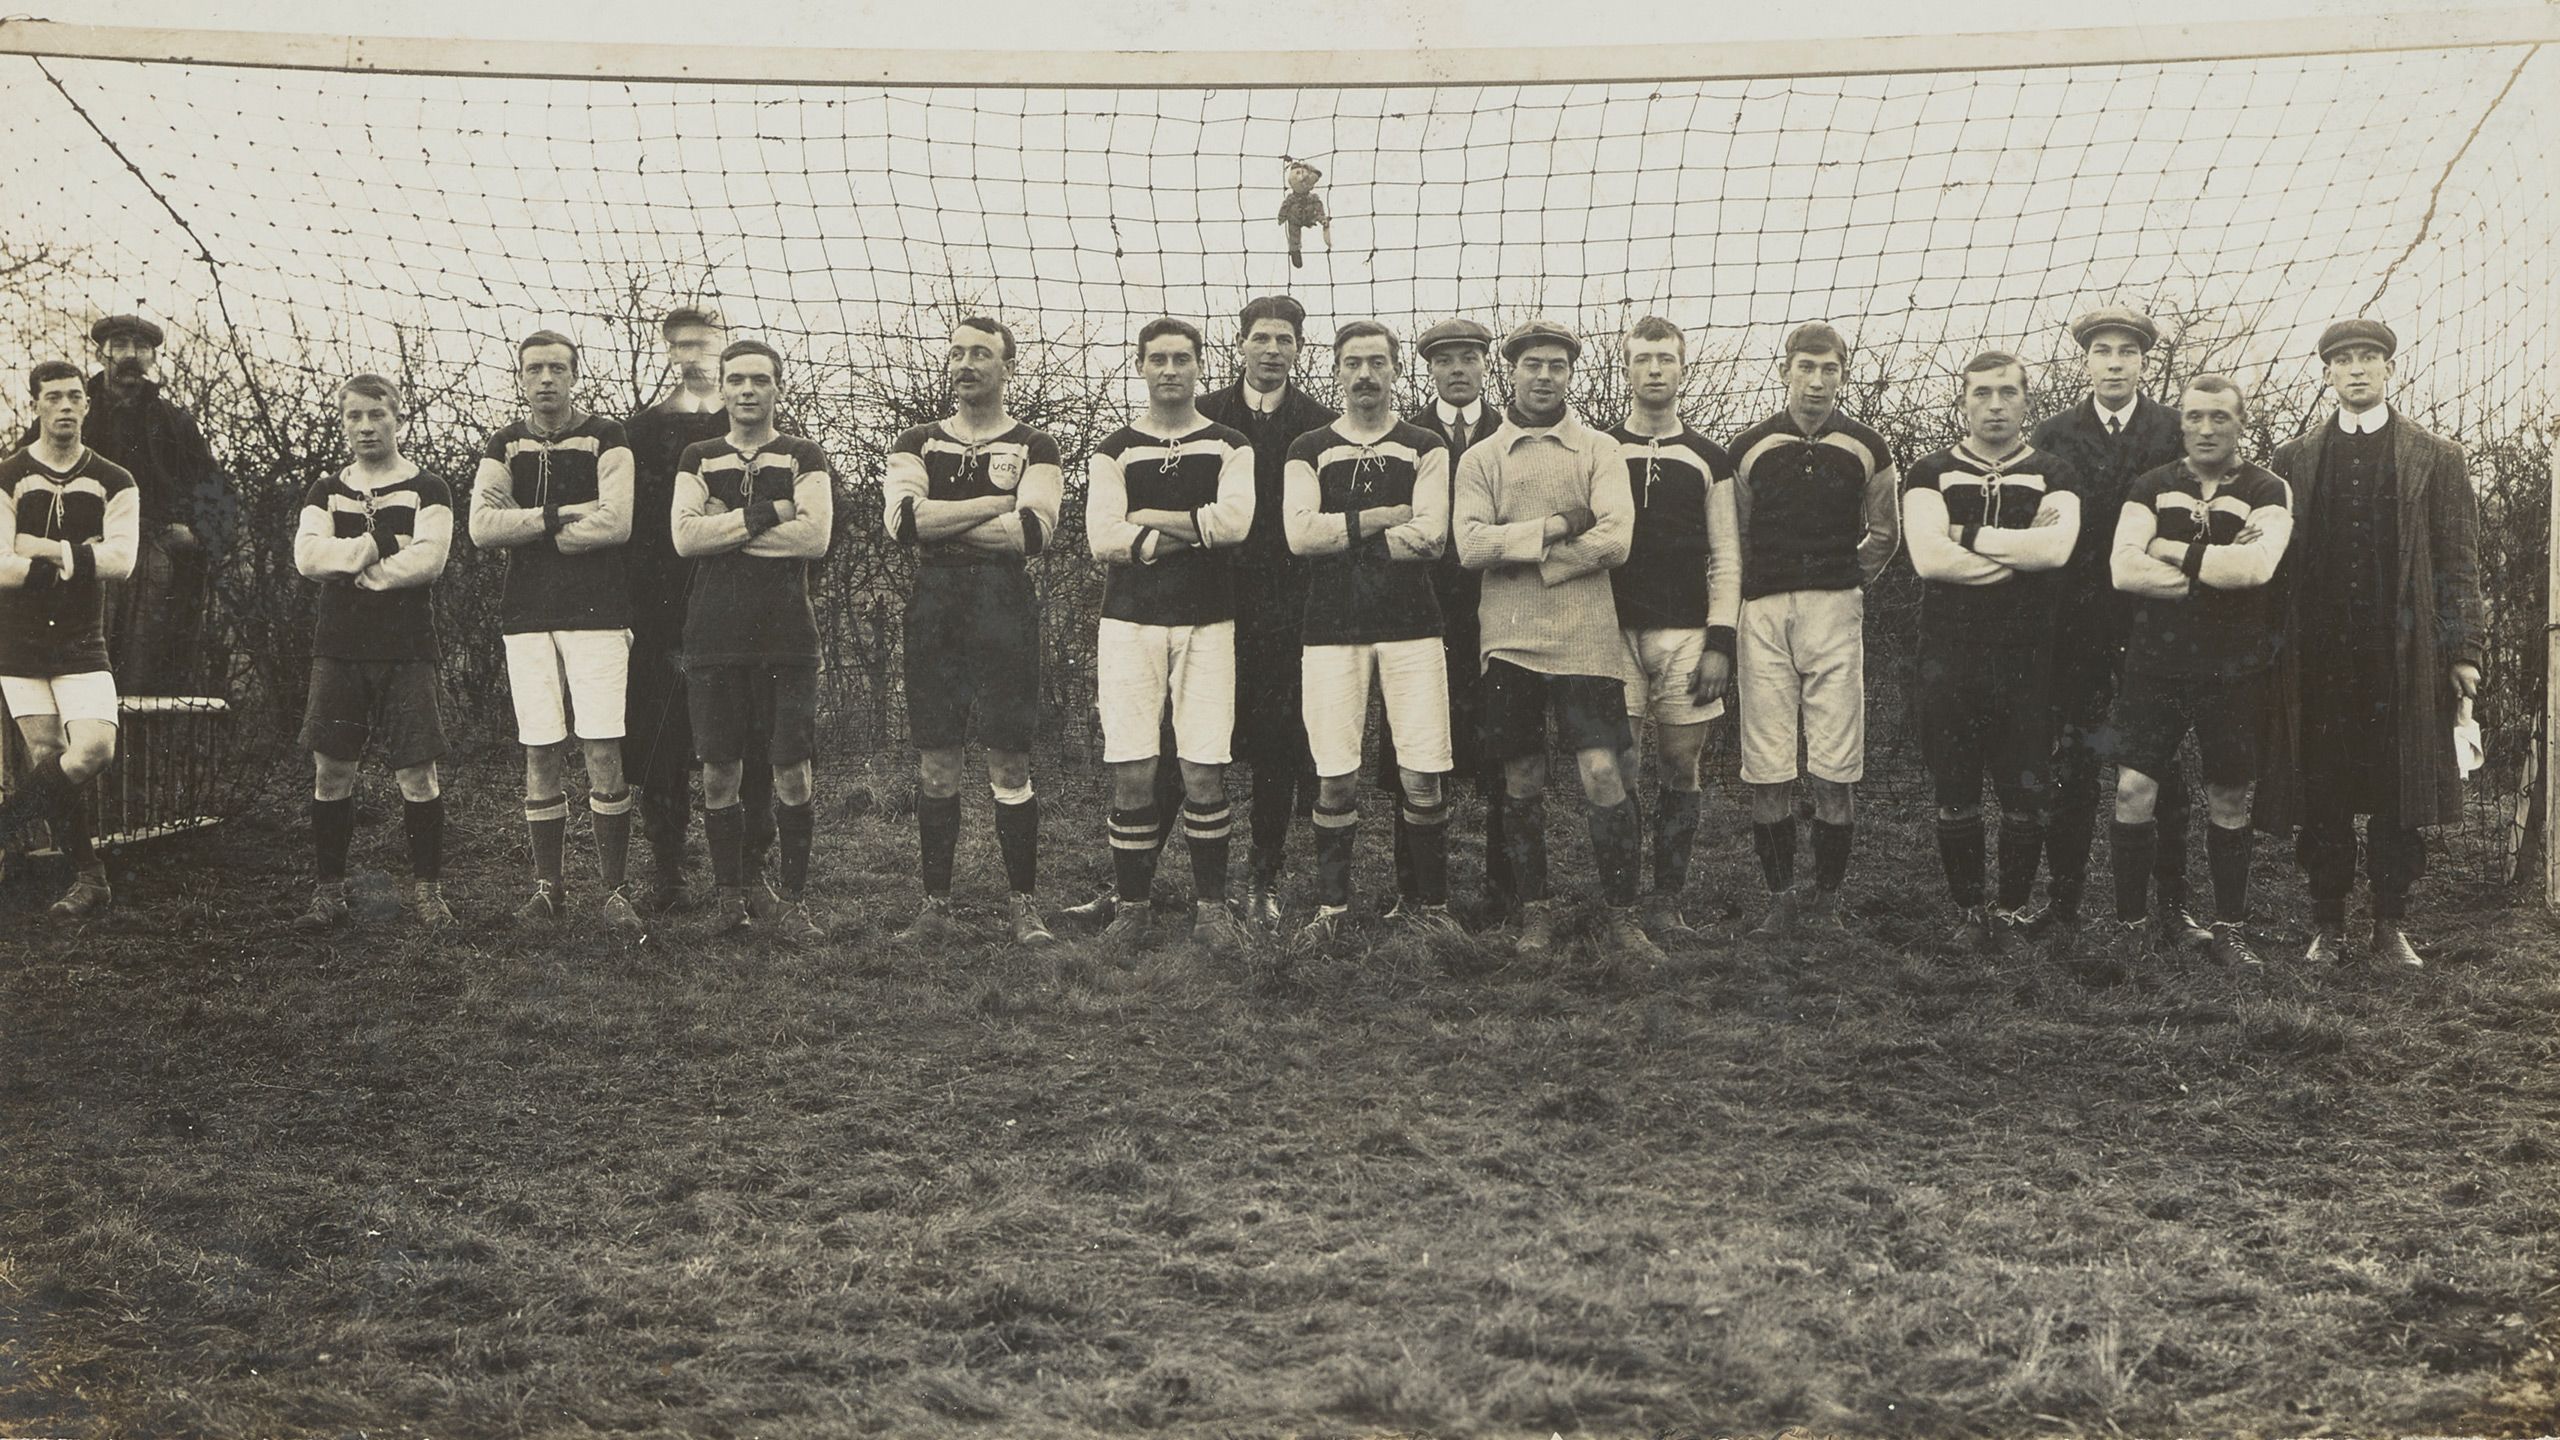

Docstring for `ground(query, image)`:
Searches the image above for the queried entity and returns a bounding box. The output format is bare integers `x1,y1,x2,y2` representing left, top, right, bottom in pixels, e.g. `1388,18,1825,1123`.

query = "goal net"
0,21,2551,877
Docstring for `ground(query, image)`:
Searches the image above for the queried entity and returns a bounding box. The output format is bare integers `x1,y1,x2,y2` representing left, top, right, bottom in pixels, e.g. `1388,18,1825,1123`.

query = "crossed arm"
672,464,832,560
883,450,1065,557
1088,445,1257,565
3,485,138,589
1906,487,2079,585
297,497,452,591
1450,442,1633,586
1283,448,1448,561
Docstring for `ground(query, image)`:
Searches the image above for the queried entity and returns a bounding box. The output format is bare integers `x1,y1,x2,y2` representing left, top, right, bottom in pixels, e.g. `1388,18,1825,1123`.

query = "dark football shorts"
300,657,447,770
2109,668,2264,788
686,661,819,768
903,562,1039,753
1479,656,1631,761
1917,636,2056,813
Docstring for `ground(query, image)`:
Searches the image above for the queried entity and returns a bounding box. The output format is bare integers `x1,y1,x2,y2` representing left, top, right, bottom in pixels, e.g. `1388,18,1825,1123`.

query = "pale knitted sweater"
1452,410,1636,684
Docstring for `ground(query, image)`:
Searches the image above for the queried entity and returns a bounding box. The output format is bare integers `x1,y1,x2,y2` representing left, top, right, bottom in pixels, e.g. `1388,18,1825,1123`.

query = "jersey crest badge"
987,451,1023,492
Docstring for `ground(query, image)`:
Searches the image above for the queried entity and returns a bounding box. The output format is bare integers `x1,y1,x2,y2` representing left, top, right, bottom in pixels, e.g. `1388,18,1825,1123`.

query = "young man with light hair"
0,360,137,919
1283,319,1457,941
2259,319,2483,968
1608,315,1740,943
1085,317,1257,951
672,338,835,941
2026,306,2198,958
1902,351,2082,953
471,330,640,929
883,315,1063,948
2108,374,2292,967
1726,322,1900,940
1453,319,1658,963
292,374,456,931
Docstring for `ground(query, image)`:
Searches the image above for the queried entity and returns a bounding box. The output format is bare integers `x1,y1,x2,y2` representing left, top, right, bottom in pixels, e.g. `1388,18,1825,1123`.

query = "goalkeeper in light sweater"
1452,319,1657,965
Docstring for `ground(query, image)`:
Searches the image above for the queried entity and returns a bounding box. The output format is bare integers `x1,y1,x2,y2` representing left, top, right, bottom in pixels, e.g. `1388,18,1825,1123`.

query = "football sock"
313,795,356,883
1312,801,1356,910
2111,820,2156,923
1588,797,1640,907
1996,811,2043,913
993,793,1039,896
1752,819,1796,893
2206,820,2251,924
1403,791,1450,907
1504,791,1548,904
917,791,962,896
591,788,633,889
404,796,444,882
1811,818,1853,893
1182,798,1233,904
1109,805,1162,905
1936,813,1984,907
776,800,814,898
705,801,745,888
525,794,568,890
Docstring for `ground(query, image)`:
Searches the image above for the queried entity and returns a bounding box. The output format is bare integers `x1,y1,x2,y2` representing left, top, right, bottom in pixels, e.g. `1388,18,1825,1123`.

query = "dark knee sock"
0,755,71,842
993,794,1039,896
592,789,633,889
1248,773,1291,883
2206,821,2251,924
1110,805,1163,905
1312,802,1356,909
2111,820,2156,922
1588,797,1640,907
2153,768,2192,906
1936,814,1985,907
1995,812,2043,913
526,794,567,888
1386,770,1418,902
313,795,356,883
706,801,745,888
1404,791,1450,906
1753,818,1796,893
1183,797,1233,904
1504,791,1548,904
52,804,97,874
775,800,814,898
917,792,962,897
404,796,444,883
1652,787,1700,896
1811,818,1853,893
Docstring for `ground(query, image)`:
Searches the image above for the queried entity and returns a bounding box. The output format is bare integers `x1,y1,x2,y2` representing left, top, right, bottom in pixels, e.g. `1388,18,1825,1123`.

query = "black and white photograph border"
0,0,2555,1435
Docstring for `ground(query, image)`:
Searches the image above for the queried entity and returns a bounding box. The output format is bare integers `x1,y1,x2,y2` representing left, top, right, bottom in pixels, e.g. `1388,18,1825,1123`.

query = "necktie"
2106,414,2122,436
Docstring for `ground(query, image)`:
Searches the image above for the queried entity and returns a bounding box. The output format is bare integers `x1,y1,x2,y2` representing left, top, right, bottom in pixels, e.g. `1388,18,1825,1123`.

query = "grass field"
4,749,2559,1439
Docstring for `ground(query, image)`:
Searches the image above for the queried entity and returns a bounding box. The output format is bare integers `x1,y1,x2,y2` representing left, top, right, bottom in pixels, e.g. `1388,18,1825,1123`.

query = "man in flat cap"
1197,294,1335,930
1452,318,1657,963
2257,319,2483,968
2024,305,2201,958
21,314,233,696
1383,315,1510,921
622,304,773,912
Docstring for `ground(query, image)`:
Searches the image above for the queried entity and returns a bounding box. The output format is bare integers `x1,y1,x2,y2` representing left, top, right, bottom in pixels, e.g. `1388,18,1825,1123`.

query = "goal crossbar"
0,10,2554,89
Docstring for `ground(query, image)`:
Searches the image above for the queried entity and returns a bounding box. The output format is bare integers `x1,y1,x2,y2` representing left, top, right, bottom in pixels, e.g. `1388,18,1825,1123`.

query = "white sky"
3,0,2551,437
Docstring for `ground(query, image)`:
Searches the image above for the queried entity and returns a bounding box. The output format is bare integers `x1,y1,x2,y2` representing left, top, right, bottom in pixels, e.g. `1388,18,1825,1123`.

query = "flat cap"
1499,317,1581,364
1415,317,1494,358
2317,318,2397,361
659,304,725,337
90,313,164,347
2069,305,2157,351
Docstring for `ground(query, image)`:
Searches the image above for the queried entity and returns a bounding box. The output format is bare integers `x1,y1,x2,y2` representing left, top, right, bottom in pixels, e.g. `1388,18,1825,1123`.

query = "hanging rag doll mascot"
1278,159,1331,269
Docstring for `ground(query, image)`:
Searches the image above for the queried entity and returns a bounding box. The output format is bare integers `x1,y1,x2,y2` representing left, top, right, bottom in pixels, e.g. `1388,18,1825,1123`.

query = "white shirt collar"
1435,397,1484,429
2335,403,2391,435
2093,394,2138,428
1243,382,1287,416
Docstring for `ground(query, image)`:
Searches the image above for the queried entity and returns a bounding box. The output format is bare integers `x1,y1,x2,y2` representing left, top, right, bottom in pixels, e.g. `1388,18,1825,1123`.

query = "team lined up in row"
0,298,2479,967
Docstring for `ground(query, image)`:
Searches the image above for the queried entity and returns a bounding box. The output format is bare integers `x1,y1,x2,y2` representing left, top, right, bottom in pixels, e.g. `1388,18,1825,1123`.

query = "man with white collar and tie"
1383,316,1509,922
2257,319,2483,969
2025,305,2199,958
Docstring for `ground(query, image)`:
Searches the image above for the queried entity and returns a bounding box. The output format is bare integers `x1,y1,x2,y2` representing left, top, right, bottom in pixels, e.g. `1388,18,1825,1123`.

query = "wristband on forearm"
1959,522,1981,552
1346,508,1362,546
70,541,95,585
542,503,564,536
2181,539,2208,579
1705,625,1738,663
744,500,782,535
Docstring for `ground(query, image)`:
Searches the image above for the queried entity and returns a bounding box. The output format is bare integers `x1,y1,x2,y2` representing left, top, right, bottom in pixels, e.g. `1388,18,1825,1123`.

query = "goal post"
0,16,2549,889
